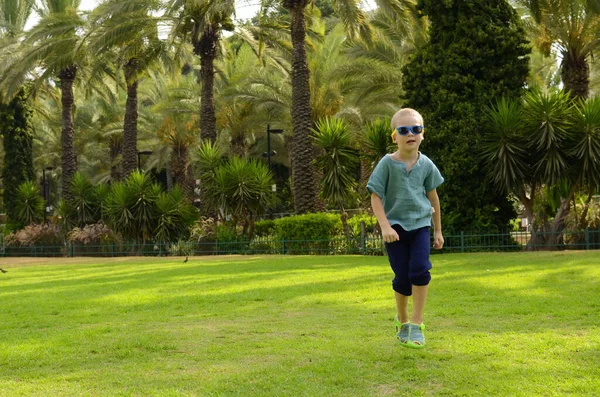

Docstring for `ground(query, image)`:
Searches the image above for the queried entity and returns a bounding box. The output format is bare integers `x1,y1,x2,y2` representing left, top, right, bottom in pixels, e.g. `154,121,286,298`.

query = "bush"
347,214,377,237
67,222,122,257
4,224,63,256
254,219,276,237
67,222,122,245
215,224,249,254
168,239,195,256
273,213,341,254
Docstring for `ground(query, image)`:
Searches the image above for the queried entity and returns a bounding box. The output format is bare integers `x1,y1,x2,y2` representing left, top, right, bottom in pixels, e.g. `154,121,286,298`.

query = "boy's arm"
371,193,399,243
426,189,444,249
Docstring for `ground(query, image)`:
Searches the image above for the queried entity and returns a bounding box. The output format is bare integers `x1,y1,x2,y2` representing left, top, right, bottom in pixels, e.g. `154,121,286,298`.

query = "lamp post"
137,150,153,171
43,167,54,223
261,124,283,171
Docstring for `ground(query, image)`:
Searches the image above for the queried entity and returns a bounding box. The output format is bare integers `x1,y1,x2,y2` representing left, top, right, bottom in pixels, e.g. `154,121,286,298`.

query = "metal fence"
1,228,600,257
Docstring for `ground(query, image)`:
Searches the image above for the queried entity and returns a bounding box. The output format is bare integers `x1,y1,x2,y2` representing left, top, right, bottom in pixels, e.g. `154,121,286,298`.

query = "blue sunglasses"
395,125,424,136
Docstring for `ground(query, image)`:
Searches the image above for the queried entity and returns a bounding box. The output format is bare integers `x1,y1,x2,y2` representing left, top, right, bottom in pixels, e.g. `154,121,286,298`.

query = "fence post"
586,227,590,250
460,231,465,253
360,221,366,255
281,238,286,255
69,243,74,257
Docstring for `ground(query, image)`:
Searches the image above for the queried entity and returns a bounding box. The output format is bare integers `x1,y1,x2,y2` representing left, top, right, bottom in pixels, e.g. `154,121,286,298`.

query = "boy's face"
391,113,424,151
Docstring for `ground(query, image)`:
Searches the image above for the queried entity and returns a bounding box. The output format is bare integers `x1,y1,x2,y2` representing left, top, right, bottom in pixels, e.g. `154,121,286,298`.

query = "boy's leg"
408,227,432,325
410,285,428,324
386,236,411,321
385,225,411,342
395,291,409,323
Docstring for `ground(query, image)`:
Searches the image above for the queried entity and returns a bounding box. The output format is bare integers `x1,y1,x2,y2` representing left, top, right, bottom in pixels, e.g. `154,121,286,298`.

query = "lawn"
0,252,599,396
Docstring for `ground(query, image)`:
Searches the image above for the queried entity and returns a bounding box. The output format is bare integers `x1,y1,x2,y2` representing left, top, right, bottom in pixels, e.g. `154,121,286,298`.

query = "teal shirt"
367,153,444,231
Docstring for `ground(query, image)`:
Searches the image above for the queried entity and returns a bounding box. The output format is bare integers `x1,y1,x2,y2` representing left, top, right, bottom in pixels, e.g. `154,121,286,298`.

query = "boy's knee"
409,258,432,286
409,270,431,286
392,277,412,296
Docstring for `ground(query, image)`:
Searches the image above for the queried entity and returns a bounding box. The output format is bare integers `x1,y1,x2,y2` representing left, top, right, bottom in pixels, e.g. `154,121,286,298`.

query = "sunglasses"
394,125,424,136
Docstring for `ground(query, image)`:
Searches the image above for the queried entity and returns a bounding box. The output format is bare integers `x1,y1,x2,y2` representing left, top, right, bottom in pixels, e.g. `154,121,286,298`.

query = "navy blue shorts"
384,225,432,296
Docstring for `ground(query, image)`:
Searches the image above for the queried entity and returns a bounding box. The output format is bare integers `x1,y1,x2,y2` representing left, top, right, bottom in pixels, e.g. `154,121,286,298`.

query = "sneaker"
406,323,425,349
394,316,410,344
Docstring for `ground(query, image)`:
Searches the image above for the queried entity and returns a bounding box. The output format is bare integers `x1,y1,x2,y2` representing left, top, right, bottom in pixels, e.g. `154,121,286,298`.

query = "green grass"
1,252,599,396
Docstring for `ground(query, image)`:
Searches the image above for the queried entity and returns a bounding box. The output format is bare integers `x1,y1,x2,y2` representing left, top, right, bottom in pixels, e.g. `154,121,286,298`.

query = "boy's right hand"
382,225,400,243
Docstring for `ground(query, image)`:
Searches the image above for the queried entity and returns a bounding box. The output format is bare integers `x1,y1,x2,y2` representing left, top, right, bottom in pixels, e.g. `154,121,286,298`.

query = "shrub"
347,214,377,237
4,224,63,256
67,222,122,245
215,224,249,254
190,217,217,254
273,213,341,254
12,181,44,229
168,239,195,256
67,222,122,257
254,219,276,237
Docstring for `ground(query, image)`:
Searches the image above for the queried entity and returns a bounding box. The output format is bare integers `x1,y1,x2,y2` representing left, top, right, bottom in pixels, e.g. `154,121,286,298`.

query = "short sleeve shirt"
367,153,444,231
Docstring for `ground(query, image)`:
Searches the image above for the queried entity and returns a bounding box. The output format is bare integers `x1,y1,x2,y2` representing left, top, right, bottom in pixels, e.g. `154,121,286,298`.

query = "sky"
26,1,377,30
25,0,262,30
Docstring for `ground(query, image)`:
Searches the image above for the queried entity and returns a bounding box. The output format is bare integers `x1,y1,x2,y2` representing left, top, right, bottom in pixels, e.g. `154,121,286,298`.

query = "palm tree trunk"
231,134,246,157
288,2,318,214
547,184,578,249
109,137,122,182
359,157,371,211
171,145,194,200
58,65,77,200
166,165,173,191
561,51,589,100
194,27,218,143
122,60,139,177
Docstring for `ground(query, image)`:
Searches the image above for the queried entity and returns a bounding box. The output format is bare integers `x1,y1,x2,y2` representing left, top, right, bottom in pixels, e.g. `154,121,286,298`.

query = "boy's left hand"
433,232,444,250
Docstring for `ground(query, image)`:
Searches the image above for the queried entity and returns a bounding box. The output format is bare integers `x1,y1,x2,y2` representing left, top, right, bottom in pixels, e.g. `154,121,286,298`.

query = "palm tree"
358,117,395,208
482,90,600,248
312,117,359,237
167,0,236,143
155,115,196,200
0,0,34,39
0,0,88,199
518,0,600,99
212,156,275,238
89,0,168,177
275,0,376,213
339,4,427,123
216,42,272,157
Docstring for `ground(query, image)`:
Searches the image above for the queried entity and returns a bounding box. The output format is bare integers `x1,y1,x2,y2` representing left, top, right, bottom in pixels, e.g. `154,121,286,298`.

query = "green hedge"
273,213,341,254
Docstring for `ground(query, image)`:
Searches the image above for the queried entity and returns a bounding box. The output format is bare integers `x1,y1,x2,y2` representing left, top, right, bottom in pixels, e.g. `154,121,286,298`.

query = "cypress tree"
402,0,530,231
1,87,35,230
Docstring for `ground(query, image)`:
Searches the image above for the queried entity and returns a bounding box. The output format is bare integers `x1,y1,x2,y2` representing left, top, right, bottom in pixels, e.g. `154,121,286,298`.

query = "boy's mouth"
406,138,416,144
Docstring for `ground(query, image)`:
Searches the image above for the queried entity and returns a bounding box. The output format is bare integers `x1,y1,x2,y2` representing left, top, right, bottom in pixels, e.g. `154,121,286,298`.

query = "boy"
367,108,444,349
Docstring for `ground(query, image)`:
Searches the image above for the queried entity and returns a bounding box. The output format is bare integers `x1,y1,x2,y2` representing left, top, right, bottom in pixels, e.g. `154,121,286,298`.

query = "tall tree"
403,0,530,232
0,87,35,230
0,0,36,227
278,0,370,213
89,0,167,178
168,0,236,143
0,0,88,200
518,0,600,100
